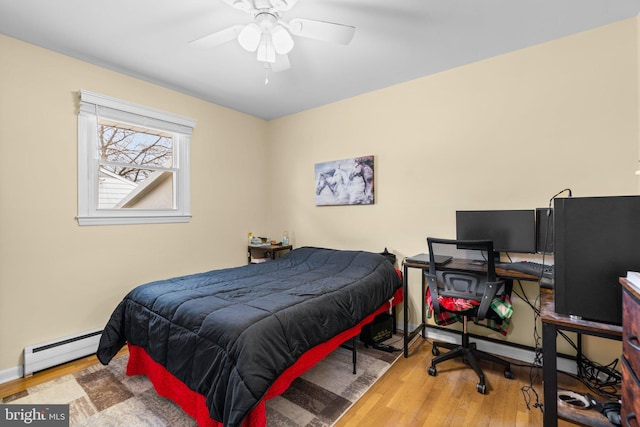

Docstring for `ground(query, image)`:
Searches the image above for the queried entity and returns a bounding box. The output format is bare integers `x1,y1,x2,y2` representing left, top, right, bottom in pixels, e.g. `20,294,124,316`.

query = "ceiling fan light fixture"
202,0,355,76
271,25,294,54
238,23,261,52
257,35,276,63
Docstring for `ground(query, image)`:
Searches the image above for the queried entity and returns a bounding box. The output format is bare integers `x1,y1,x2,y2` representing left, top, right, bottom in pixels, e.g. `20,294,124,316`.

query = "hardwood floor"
0,347,128,399
0,340,598,426
335,337,584,427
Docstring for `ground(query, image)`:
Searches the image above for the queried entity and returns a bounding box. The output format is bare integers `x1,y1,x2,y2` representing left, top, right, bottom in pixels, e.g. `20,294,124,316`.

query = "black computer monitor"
536,208,554,254
455,210,536,255
554,195,640,325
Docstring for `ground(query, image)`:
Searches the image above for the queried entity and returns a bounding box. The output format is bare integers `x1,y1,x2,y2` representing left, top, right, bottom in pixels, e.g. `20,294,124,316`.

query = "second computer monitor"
456,209,536,254
536,207,554,254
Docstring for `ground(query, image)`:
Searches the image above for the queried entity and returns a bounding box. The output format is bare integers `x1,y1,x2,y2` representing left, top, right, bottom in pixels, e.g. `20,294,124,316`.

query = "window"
77,90,196,225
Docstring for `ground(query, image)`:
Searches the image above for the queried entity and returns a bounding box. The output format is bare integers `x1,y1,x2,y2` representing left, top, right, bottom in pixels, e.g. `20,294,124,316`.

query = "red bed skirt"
126,286,403,427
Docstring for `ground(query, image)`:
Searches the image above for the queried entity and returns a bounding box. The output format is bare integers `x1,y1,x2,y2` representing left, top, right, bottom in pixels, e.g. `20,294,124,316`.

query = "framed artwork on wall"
314,155,374,206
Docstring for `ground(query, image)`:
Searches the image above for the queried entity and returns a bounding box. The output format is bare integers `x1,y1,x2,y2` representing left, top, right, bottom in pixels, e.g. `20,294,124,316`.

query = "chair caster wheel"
476,383,487,394
428,366,437,376
504,370,514,379
432,347,440,356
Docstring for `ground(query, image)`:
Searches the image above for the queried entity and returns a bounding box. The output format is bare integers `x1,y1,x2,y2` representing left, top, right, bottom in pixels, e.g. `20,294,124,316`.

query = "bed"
97,246,402,427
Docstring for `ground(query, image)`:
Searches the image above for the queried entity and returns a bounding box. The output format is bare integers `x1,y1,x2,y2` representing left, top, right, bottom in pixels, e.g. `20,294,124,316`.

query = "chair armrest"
477,280,503,319
426,273,441,315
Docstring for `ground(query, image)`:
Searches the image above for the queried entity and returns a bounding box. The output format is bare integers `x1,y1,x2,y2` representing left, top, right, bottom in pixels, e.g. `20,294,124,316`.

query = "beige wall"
1,17,639,375
267,18,639,362
0,35,269,372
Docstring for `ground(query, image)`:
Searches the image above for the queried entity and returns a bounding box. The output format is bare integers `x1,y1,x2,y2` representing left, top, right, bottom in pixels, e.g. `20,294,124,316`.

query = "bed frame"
97,247,402,427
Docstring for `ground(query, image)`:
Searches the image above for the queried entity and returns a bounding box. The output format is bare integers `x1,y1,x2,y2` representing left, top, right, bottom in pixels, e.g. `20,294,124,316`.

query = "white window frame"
77,90,196,226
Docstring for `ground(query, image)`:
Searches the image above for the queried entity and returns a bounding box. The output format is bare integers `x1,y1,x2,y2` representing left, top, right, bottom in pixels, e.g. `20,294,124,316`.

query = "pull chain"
264,63,270,85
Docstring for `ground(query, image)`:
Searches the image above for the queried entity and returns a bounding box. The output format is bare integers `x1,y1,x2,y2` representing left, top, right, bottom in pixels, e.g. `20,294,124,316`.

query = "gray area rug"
2,336,402,426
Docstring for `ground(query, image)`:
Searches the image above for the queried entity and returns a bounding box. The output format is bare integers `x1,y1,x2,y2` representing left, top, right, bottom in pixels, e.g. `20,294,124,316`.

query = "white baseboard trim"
400,322,577,375
0,323,576,386
0,365,23,385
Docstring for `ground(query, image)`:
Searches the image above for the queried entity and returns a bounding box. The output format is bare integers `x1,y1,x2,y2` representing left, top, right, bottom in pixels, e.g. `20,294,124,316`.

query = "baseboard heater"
23,328,102,376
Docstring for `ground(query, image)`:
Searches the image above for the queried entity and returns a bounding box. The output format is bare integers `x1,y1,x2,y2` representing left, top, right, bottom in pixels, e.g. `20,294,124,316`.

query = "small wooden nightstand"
247,244,293,264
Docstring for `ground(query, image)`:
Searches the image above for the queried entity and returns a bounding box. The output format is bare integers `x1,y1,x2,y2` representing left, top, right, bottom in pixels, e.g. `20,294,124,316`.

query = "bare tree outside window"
99,123,173,182
97,121,176,209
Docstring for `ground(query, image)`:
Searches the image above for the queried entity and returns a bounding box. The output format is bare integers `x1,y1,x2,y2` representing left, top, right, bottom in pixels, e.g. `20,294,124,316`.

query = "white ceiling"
1,0,639,120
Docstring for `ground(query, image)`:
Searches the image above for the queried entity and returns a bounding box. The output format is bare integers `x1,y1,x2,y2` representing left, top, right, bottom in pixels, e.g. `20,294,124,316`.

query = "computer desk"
540,290,622,427
402,257,622,427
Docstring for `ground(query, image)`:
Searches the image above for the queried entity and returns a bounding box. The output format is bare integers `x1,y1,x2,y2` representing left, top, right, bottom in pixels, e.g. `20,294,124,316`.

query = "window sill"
76,214,191,226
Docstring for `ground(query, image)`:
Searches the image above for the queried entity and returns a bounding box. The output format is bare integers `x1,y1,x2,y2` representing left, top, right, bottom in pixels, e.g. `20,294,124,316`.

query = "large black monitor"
554,195,640,325
455,210,536,254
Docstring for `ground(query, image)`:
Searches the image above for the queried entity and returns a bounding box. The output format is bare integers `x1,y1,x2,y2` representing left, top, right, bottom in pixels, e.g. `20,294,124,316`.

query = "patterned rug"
1,336,403,426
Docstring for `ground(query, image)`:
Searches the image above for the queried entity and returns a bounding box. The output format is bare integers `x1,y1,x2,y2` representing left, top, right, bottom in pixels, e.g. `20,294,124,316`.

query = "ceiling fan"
190,0,355,76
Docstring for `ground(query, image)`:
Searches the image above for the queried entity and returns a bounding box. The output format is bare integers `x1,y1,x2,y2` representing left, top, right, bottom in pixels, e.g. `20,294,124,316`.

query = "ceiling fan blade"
269,0,298,12
189,25,244,48
271,54,291,72
287,18,355,45
222,0,253,12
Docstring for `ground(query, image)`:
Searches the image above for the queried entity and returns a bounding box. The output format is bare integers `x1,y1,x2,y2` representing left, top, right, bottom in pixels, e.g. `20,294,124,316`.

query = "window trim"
77,90,196,226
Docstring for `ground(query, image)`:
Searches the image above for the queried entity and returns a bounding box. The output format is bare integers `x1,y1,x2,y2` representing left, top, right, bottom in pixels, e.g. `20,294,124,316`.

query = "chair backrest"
426,237,505,320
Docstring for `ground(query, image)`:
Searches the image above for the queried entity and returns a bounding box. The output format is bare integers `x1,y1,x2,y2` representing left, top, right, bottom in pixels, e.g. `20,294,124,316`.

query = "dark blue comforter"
96,247,401,427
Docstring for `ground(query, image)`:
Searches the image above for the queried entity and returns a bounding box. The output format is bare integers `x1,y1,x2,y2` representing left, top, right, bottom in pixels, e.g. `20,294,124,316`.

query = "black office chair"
425,237,514,394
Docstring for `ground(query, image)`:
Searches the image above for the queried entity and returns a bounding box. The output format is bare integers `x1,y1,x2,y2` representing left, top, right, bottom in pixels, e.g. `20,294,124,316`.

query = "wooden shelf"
247,244,292,264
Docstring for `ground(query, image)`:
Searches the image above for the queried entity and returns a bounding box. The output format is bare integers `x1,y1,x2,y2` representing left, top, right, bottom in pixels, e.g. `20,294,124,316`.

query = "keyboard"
496,261,554,279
